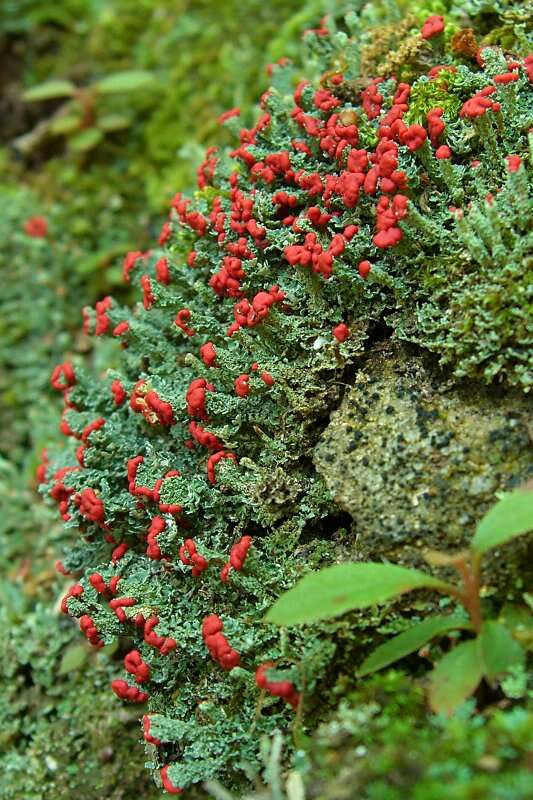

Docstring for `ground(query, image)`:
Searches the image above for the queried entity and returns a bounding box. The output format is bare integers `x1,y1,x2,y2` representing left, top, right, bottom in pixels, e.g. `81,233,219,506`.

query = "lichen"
34,3,533,795
314,343,532,569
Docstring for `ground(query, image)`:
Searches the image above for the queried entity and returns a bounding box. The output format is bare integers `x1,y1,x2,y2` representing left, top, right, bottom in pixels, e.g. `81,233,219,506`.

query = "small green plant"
19,69,156,153
266,489,533,716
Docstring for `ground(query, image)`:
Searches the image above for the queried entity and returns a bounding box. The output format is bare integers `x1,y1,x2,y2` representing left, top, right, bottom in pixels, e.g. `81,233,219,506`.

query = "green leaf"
100,640,119,657
58,643,88,674
471,489,533,555
23,79,76,101
95,70,155,94
68,128,104,152
49,114,82,135
97,114,132,132
357,615,472,677
265,563,452,626
428,639,484,716
499,604,533,651
478,621,525,681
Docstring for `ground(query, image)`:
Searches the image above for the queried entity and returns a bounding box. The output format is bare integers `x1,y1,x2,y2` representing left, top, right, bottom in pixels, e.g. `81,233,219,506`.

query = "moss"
304,671,533,800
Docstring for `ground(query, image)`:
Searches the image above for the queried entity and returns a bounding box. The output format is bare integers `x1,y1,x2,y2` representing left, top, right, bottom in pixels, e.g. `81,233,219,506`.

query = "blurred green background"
0,2,327,796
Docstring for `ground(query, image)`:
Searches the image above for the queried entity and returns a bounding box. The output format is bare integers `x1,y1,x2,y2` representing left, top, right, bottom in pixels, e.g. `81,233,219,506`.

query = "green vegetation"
267,489,532,714
1,1,531,798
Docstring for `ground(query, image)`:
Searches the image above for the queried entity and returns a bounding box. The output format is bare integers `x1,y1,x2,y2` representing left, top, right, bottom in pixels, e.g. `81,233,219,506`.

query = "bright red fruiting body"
141,274,154,309
332,323,350,342
113,321,130,336
494,72,519,84
158,221,172,245
189,421,223,450
436,145,452,159
81,417,106,442
506,154,522,172
131,382,176,426
255,661,300,709
155,257,171,284
234,374,250,397
175,308,195,336
146,516,166,560
111,379,127,406
74,488,106,525
202,614,240,670
49,465,78,520
460,87,501,118
179,538,208,576
36,449,49,484
143,715,161,746
61,582,83,614
112,542,129,563
24,215,48,237
94,296,112,335
80,614,104,647
143,616,177,654
200,342,217,367
261,371,275,386
111,679,148,704
109,596,137,623
221,535,252,582
50,362,76,392
427,107,445,145
218,107,241,124
124,649,151,683
358,260,372,278
186,378,214,420
207,451,237,484
421,15,444,39
89,572,108,594
160,765,184,794
401,124,427,152
123,250,143,282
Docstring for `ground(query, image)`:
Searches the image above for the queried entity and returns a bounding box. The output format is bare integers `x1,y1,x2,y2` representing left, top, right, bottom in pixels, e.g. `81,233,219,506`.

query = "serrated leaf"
49,114,82,135
478,621,525,680
428,639,484,716
97,114,132,132
95,70,155,94
58,643,87,674
23,79,76,101
357,615,472,677
471,489,533,555
265,563,452,626
68,127,104,152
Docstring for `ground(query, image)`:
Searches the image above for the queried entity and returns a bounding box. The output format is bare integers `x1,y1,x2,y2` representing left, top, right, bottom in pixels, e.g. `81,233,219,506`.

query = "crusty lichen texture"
40,4,532,796
314,343,533,564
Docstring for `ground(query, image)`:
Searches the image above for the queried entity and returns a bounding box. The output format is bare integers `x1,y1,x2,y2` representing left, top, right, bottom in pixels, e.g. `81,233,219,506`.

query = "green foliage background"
0,1,531,799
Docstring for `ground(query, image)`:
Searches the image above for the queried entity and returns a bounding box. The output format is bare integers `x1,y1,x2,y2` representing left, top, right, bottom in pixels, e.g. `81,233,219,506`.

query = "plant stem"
454,558,483,633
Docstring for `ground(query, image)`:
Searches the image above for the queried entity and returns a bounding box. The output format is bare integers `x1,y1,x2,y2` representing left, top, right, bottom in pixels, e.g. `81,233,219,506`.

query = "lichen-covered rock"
314,344,533,566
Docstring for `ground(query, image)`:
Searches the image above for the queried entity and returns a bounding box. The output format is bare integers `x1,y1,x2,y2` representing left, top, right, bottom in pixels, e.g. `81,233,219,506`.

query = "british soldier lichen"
40,6,532,795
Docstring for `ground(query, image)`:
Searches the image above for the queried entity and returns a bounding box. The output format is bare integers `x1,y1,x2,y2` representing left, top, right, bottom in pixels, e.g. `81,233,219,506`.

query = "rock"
314,344,532,569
